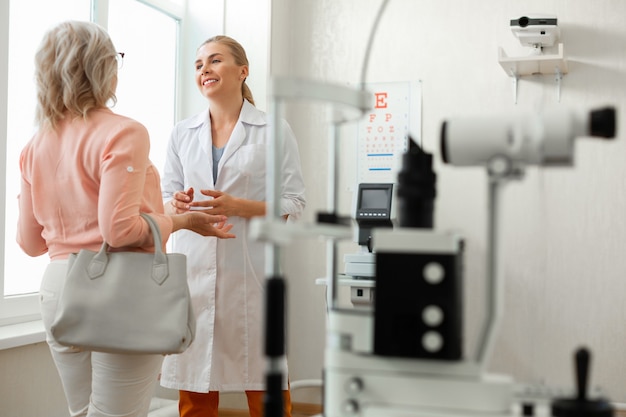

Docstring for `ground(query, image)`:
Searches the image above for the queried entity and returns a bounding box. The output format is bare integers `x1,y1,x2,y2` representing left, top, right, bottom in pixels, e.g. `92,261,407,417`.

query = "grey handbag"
50,213,195,354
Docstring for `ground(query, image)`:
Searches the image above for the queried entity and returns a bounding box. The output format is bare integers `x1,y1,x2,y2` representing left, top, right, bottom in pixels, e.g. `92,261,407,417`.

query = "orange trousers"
179,389,292,417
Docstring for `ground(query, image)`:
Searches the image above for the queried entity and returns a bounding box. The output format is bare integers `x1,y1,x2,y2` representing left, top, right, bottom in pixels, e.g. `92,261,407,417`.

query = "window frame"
0,0,185,328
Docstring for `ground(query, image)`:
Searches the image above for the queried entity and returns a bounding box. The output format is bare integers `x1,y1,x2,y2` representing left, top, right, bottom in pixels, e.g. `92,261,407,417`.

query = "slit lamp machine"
251,74,617,417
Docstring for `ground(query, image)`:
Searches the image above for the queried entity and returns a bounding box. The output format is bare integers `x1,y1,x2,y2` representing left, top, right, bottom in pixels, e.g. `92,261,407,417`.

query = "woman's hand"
170,210,236,239
168,187,195,214
185,211,236,238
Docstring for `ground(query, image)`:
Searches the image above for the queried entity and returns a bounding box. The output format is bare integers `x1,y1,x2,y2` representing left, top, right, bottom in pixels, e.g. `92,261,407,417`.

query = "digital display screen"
356,184,393,244
360,188,391,210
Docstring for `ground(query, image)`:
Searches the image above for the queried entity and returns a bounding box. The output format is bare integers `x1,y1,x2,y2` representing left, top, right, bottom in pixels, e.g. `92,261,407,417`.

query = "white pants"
40,261,163,417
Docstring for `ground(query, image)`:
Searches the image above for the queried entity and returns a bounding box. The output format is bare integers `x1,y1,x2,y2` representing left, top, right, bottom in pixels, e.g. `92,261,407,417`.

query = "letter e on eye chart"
357,81,420,184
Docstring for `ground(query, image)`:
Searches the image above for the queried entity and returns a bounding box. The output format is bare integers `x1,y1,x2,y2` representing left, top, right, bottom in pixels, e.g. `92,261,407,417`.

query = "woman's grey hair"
34,20,119,129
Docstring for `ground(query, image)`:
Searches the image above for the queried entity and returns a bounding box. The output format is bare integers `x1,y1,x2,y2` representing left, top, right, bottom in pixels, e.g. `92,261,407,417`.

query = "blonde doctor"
160,36,306,417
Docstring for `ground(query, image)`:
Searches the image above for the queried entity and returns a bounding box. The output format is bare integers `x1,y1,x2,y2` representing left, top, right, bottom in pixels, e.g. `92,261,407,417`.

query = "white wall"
272,0,626,402
0,343,68,417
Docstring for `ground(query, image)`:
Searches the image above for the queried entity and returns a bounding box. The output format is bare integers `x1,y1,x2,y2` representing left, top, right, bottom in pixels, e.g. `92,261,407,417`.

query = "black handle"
576,348,589,401
265,277,285,357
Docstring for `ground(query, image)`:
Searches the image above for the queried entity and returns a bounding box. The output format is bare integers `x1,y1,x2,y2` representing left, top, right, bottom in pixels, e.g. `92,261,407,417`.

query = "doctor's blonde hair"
199,35,255,106
34,21,119,129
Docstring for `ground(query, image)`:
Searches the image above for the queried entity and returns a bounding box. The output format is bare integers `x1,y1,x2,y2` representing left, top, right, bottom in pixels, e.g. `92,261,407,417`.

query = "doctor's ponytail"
242,82,255,106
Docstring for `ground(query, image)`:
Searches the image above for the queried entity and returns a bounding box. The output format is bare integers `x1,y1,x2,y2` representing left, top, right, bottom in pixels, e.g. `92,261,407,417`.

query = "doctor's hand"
190,189,265,219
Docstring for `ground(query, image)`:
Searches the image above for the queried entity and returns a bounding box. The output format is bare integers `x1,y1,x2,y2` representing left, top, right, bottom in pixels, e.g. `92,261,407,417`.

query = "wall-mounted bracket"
555,67,563,102
498,43,568,103
509,69,520,104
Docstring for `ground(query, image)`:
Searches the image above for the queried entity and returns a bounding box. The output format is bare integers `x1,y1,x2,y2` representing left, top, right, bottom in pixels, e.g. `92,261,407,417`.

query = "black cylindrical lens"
590,107,616,139
396,138,436,228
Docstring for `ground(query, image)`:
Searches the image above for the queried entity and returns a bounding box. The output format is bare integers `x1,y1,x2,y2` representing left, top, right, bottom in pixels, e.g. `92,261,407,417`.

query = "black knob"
551,347,614,417
576,348,589,401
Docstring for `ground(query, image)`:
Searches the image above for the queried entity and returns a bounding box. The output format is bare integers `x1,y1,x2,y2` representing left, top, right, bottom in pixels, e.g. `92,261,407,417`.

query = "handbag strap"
140,213,169,284
86,213,171,285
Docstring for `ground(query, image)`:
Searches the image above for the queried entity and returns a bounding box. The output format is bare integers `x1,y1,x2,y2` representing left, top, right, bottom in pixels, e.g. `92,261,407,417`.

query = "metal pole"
264,97,286,417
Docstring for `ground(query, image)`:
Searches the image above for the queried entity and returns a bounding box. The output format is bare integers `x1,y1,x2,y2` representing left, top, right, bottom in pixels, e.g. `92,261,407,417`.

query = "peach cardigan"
17,108,173,261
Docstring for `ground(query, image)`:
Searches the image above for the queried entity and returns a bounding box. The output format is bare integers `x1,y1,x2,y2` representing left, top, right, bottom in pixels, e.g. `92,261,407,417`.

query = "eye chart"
357,81,421,184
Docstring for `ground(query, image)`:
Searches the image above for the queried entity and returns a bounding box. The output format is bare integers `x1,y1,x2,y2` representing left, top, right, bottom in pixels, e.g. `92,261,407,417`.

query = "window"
1,0,91,325
107,0,179,175
1,0,180,325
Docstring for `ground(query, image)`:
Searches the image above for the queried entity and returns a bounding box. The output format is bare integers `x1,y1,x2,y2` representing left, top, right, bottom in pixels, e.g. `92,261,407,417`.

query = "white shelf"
498,43,568,76
315,276,376,288
498,43,568,103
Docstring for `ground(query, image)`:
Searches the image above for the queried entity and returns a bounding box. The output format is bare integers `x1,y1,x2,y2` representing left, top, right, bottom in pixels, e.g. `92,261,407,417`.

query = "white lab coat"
159,100,306,393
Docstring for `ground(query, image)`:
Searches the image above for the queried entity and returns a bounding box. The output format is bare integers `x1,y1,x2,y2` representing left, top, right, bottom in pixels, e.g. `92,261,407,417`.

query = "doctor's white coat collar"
186,100,266,162
185,99,266,130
